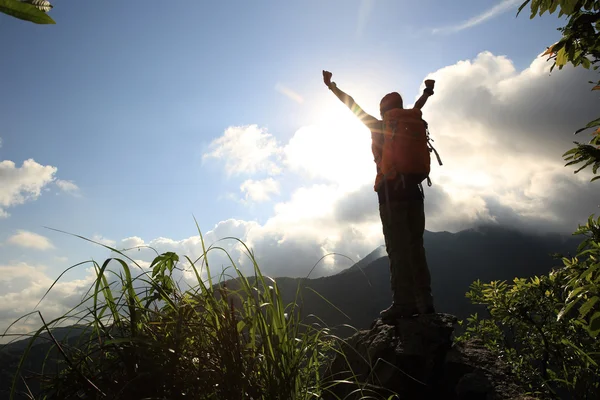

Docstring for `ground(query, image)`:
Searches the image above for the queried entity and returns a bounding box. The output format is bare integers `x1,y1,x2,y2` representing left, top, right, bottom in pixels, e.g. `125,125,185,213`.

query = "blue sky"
1,0,559,237
1,0,598,336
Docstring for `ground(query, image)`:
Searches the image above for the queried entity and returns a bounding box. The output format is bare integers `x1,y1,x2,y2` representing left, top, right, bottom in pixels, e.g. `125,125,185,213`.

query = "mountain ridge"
0,225,582,399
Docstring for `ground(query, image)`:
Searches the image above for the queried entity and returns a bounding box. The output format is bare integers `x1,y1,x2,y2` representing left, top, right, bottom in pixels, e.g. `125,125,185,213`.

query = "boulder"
323,313,536,400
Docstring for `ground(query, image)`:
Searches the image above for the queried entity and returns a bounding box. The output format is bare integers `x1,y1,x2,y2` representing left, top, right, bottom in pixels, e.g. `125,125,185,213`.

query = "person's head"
379,92,403,117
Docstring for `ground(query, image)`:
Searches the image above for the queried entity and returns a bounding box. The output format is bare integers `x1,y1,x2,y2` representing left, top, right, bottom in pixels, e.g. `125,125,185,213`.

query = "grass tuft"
2,225,398,400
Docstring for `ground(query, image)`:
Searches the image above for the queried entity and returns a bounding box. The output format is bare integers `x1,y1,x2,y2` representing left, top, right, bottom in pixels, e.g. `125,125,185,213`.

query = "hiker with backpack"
322,70,440,320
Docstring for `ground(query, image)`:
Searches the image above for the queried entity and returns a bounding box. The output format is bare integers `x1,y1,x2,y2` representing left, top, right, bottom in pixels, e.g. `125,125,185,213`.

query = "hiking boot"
380,304,418,321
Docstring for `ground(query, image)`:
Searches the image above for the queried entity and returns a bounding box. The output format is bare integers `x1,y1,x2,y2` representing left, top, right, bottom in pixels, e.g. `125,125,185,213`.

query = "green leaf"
580,296,599,318
563,147,579,156
530,0,541,18
566,285,587,302
575,159,596,174
561,338,599,367
579,263,600,281
558,299,578,320
588,311,600,337
537,0,550,15
517,0,532,16
556,47,568,66
565,159,583,167
587,117,600,128
0,0,55,24
22,0,52,12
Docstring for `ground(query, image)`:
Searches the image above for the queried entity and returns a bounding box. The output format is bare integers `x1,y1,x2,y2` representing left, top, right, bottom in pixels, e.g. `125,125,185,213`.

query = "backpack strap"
422,119,440,189
423,119,443,167
429,141,443,166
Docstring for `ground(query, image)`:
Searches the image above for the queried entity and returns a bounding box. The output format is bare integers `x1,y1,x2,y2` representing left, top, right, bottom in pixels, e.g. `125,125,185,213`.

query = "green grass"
2,222,399,400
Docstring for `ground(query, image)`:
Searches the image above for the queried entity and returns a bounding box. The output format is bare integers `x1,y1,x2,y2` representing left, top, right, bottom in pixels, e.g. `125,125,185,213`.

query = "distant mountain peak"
335,245,386,276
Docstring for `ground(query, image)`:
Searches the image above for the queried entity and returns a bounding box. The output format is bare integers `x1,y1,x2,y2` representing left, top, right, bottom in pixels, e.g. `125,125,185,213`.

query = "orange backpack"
374,108,442,190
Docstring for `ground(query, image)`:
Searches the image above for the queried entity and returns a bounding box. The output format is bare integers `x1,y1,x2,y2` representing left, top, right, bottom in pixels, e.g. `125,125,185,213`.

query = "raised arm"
323,70,379,128
413,79,435,110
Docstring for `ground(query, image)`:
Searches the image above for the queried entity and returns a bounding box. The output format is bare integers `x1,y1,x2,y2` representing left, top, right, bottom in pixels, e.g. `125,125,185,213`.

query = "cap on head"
380,92,403,117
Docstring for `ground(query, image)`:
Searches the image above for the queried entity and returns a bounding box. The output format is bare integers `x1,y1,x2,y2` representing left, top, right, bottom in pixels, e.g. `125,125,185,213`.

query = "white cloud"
207,111,376,201
7,230,55,250
419,51,599,232
0,159,57,218
240,178,280,202
55,179,81,196
0,262,96,340
190,50,599,281
242,184,383,277
203,125,282,176
120,236,146,250
92,235,116,248
1,50,597,343
275,83,304,104
103,220,261,283
432,0,522,34
131,259,151,270
95,188,382,282
5,51,592,339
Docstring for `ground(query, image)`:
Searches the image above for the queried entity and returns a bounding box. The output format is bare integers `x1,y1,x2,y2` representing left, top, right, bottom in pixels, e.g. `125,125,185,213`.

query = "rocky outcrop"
324,313,536,400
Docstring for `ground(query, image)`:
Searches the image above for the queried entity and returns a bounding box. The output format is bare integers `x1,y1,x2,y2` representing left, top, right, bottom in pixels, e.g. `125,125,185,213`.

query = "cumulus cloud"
203,125,282,176
92,234,116,248
131,259,151,270
242,185,383,277
5,51,592,338
120,236,146,250
432,0,522,34
6,47,597,334
55,179,81,196
97,187,383,282
205,114,376,194
0,159,57,218
7,230,55,250
240,178,280,202
0,262,96,340
420,51,599,232
195,50,599,280
103,220,261,283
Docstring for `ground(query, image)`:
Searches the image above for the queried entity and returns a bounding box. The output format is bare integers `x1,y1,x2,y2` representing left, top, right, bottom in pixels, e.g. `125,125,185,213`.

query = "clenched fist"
323,70,333,87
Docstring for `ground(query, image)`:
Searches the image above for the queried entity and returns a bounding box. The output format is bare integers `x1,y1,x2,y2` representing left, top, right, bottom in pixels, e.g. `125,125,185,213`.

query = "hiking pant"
379,199,434,312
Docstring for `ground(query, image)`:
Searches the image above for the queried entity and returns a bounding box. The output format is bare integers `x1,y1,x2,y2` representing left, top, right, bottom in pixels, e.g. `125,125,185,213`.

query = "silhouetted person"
323,70,437,320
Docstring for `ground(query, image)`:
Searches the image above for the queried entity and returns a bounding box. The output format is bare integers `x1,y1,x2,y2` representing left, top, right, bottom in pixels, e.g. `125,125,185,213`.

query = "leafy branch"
519,0,600,181
0,0,54,24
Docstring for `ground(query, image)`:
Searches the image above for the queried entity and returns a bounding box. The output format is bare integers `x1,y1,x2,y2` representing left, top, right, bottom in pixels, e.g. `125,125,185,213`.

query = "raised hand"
323,70,333,87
